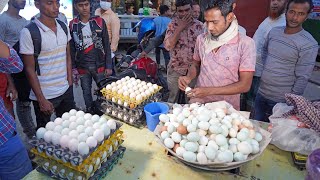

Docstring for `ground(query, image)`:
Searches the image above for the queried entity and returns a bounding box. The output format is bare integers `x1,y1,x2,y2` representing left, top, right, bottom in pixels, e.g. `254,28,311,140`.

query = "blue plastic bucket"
144,102,169,131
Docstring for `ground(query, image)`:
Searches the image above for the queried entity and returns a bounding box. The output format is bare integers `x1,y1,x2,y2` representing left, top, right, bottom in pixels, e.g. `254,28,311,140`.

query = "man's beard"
269,6,285,19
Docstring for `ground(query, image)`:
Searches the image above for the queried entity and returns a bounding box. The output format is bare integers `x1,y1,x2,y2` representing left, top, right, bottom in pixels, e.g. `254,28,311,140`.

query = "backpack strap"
26,22,42,76
56,19,68,36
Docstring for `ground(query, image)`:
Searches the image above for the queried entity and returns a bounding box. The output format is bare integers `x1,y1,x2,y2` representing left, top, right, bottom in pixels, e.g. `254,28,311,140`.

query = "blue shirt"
0,45,23,145
153,16,171,47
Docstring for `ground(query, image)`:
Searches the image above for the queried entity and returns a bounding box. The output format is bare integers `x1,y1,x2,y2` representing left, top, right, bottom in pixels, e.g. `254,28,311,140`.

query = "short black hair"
192,1,199,6
126,4,134,10
74,0,89,4
287,0,314,13
175,0,193,8
204,0,233,18
159,5,169,15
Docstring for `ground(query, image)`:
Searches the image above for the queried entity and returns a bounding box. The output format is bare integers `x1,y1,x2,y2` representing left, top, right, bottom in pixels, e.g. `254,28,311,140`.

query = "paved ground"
15,50,320,149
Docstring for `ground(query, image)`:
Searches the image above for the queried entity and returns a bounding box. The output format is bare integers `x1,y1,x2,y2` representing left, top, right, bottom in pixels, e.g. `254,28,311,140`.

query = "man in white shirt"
245,0,287,111
19,0,75,129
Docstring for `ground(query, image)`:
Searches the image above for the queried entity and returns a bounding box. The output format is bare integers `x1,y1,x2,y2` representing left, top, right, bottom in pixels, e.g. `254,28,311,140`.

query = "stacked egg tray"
35,146,126,180
29,123,124,179
100,85,162,109
100,90,162,128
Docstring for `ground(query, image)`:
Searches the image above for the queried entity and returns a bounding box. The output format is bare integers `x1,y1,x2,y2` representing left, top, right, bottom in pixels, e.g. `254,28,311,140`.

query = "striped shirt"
0,46,23,145
259,27,318,102
192,33,256,110
19,18,71,100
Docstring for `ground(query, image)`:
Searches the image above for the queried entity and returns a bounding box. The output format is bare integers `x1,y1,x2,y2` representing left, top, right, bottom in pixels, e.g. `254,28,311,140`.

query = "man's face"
10,0,26,10
192,4,200,19
285,2,309,28
128,6,134,14
177,4,192,19
269,0,286,18
204,8,232,39
75,1,90,17
35,0,60,18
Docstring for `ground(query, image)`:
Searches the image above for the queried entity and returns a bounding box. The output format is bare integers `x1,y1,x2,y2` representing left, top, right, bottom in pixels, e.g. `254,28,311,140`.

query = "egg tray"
100,86,162,109
29,123,123,166
100,93,162,128
31,138,124,179
35,146,126,180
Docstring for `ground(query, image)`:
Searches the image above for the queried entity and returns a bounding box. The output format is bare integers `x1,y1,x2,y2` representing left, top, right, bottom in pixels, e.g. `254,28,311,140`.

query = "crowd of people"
0,0,318,178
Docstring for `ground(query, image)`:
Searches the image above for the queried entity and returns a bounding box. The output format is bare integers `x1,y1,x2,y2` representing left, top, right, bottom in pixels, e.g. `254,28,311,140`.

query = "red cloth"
0,73,13,112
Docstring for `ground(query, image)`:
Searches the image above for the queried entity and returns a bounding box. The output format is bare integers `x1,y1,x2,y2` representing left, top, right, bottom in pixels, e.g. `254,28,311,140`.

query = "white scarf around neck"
204,18,239,54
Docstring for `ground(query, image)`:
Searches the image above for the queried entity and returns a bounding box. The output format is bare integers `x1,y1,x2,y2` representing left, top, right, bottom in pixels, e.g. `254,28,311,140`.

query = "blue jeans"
80,68,105,110
0,132,32,179
254,93,277,122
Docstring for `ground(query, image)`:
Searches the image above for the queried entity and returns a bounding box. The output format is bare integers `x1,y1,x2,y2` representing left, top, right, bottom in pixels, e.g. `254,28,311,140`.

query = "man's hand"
6,83,17,101
139,51,148,58
72,68,80,87
177,13,193,30
178,76,192,91
105,68,113,77
39,98,54,115
187,87,211,98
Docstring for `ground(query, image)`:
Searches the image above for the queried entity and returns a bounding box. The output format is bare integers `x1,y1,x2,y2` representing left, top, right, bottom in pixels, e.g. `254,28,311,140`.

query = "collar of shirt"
34,18,58,32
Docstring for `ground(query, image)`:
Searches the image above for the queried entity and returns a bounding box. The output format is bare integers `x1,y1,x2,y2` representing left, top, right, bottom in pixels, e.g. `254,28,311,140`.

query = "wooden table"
23,124,306,180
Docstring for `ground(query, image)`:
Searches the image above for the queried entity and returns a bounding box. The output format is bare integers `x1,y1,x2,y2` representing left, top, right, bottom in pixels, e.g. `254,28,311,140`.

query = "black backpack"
12,20,68,101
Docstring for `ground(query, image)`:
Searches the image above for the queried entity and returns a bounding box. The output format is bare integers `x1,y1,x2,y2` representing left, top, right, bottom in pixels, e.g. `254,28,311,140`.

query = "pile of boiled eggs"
158,103,263,164
36,109,117,156
105,76,159,104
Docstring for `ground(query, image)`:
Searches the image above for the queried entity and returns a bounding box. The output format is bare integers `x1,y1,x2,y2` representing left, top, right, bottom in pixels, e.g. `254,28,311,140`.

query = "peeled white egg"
255,132,263,142
171,132,182,143
52,133,62,145
234,152,246,162
54,118,63,125
36,127,47,139
68,139,79,152
176,114,185,123
173,108,182,115
204,146,217,160
69,116,77,122
252,145,260,154
240,128,250,134
229,128,238,138
237,141,253,155
86,136,97,148
93,129,104,142
182,109,191,117
78,133,88,142
78,142,89,156
85,127,94,136
107,119,117,130
161,131,170,140
229,144,238,153
237,131,249,142
215,134,228,146
187,132,200,142
62,113,71,120
198,121,210,131
167,124,176,134
43,131,54,143
198,145,206,153
185,87,192,93
84,113,92,120
191,119,199,127
196,129,207,136
100,123,111,137
197,114,210,122
229,138,241,145
182,119,192,127
209,125,223,134
69,109,77,116
198,136,209,146
76,117,85,125
46,121,55,131
207,140,219,151
183,151,197,162
76,111,85,118
197,152,208,164
60,135,70,149
164,138,174,149
159,114,170,123
216,150,233,163
179,139,188,148
54,125,63,133
176,147,186,157
187,124,196,132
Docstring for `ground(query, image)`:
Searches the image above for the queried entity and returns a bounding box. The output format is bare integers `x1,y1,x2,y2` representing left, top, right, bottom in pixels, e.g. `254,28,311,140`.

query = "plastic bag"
269,103,320,155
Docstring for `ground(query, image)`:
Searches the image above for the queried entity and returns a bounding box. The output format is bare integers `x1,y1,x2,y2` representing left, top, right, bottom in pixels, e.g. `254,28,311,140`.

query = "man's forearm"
207,79,252,96
25,67,45,101
164,28,183,51
187,61,200,80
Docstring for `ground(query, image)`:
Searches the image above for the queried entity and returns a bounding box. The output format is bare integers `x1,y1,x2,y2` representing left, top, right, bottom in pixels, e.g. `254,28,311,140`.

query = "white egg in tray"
29,110,123,166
